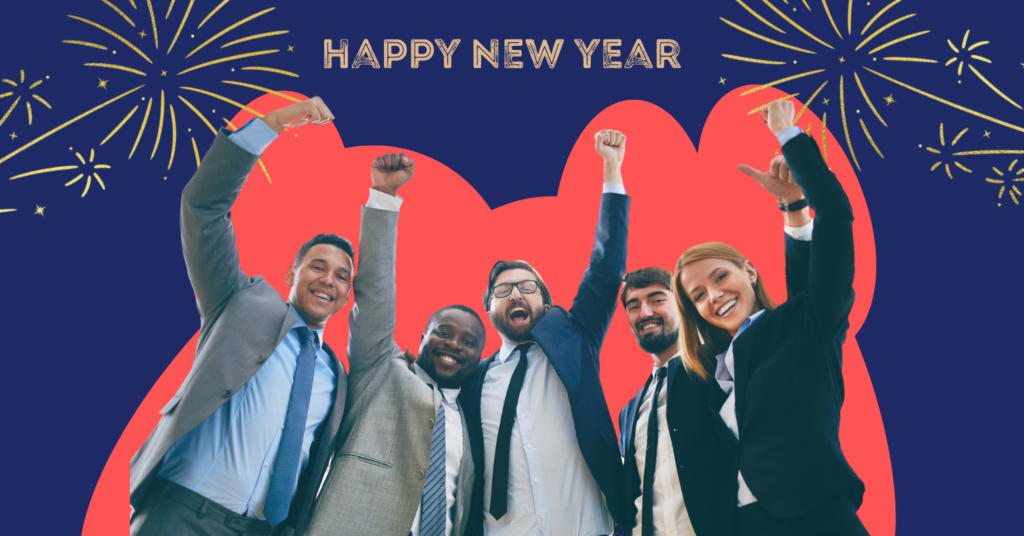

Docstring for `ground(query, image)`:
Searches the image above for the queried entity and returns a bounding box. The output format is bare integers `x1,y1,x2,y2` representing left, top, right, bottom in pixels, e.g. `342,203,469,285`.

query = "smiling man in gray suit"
130,97,350,536
302,154,484,536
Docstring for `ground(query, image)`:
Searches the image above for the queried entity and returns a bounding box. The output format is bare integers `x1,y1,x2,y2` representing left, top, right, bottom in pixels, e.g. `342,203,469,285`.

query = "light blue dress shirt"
159,121,338,519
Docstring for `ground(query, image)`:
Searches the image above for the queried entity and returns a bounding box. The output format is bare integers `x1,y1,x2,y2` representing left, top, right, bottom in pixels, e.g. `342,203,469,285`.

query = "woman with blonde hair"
671,100,868,536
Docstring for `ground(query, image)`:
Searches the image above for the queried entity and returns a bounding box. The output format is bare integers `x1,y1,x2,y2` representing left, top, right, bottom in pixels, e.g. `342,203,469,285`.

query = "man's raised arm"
180,97,335,319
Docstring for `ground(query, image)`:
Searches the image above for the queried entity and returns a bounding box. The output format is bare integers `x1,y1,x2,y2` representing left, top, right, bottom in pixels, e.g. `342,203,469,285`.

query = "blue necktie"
420,400,447,536
264,326,318,527
490,343,533,519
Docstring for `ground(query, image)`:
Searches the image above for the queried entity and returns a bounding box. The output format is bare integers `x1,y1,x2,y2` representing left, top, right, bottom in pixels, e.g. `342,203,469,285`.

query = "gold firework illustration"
8,147,112,197
1,70,52,128
922,123,972,179
985,159,1024,206
721,0,1024,171
944,30,1019,110
0,0,298,172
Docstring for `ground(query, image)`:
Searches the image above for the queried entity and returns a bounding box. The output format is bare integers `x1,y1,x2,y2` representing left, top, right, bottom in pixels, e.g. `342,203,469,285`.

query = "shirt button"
257,355,268,364
222,390,232,398
282,425,285,430
661,457,667,463
527,444,532,449
540,513,546,518
534,477,539,483
264,463,269,468
428,418,435,427
417,470,425,479
520,413,526,418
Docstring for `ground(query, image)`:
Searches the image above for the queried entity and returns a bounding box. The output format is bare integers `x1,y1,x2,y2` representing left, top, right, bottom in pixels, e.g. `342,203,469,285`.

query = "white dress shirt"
410,384,464,536
482,341,614,536
632,356,696,536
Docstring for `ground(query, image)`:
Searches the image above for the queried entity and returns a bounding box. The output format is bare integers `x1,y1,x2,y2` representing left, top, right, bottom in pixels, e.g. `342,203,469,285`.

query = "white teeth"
438,355,457,365
313,291,331,301
640,322,660,332
717,299,736,316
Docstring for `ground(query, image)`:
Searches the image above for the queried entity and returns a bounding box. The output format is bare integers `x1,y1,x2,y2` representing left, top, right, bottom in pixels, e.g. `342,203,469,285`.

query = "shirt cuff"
776,126,804,148
366,187,403,212
603,182,626,195
226,118,279,155
784,220,814,241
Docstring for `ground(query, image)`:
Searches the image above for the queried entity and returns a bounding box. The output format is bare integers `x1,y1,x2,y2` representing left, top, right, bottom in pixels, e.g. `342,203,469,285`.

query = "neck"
500,333,534,346
290,302,326,331
652,344,678,368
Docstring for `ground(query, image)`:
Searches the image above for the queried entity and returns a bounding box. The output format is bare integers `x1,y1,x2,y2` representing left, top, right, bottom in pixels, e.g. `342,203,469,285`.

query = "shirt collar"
289,304,325,350
440,387,461,403
715,308,767,362
652,353,681,378
497,338,533,364
411,362,462,402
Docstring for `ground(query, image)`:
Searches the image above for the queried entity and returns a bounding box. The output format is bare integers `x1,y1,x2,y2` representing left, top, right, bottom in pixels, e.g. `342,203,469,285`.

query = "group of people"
128,96,868,536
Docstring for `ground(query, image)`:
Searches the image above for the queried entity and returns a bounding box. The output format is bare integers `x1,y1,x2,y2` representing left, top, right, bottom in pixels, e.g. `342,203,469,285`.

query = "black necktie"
489,343,533,520
641,367,667,536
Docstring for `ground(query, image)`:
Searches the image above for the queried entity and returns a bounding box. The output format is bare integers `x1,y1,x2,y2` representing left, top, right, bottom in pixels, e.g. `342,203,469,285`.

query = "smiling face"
285,243,353,330
487,267,550,344
623,283,680,355
678,257,759,337
417,309,485,388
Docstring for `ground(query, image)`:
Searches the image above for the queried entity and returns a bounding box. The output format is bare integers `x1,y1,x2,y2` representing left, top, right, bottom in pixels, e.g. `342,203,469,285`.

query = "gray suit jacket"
302,206,475,536
129,130,349,534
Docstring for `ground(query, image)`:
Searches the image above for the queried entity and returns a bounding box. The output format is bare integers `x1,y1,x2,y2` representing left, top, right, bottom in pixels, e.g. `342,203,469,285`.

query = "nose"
509,286,524,301
640,301,654,317
443,337,462,352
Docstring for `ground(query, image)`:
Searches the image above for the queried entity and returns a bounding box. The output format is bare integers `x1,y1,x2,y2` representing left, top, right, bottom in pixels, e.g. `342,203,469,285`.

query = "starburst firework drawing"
1,70,52,128
0,0,297,177
720,0,1024,172
9,147,112,197
923,123,973,179
984,160,1024,207
944,30,1019,110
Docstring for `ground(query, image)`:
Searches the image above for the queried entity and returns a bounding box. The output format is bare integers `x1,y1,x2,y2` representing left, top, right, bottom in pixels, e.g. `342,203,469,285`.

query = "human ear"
285,265,298,286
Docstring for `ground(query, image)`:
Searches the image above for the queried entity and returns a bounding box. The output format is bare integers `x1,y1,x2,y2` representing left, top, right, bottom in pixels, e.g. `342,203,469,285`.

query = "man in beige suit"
129,97,350,536
302,154,483,536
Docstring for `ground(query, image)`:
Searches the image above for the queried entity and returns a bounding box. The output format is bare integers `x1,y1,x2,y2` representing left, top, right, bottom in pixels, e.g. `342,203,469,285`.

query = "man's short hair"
294,233,354,265
620,267,673,307
482,260,553,312
424,305,487,345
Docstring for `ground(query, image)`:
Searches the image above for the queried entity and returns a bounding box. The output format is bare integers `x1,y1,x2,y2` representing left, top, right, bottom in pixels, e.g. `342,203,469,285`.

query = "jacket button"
417,470,425,479
257,355,268,364
428,418,435,427
223,390,232,398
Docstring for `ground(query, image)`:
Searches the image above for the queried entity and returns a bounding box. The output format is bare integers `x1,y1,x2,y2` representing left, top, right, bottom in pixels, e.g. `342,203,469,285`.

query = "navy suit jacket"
617,235,812,536
728,133,863,518
461,192,631,535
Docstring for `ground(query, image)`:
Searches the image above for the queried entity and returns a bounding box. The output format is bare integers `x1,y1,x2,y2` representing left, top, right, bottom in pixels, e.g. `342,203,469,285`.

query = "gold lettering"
526,39,564,68
434,39,461,68
323,39,348,68
574,39,600,69
473,39,499,68
603,39,622,69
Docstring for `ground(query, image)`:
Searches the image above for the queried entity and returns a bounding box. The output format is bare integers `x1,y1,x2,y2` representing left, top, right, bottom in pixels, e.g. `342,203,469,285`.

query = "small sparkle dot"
69,147,73,150
191,34,194,38
142,97,145,100
212,109,216,113
112,50,117,54
231,68,235,72
793,7,797,10
46,75,49,79
958,80,962,84
188,128,192,132
918,144,922,148
856,109,860,113
164,177,167,180
794,60,797,64
294,134,298,137
873,57,877,61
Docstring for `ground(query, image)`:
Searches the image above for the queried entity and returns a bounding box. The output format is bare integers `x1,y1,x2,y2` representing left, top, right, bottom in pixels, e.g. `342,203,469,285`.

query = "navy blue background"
1,0,1021,534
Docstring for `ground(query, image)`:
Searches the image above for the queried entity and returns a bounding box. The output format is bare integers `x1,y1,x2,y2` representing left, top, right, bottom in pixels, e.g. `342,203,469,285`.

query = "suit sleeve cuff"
366,187,403,211
784,220,814,241
776,126,804,148
603,182,626,195
226,118,279,155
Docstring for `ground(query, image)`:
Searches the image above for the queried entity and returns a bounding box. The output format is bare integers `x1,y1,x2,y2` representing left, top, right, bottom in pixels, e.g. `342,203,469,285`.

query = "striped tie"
420,401,447,536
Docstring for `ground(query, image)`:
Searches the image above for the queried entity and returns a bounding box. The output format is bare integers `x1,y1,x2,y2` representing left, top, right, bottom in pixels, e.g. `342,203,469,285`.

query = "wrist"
371,185,398,197
263,113,286,134
783,207,811,228
603,160,623,183
776,194,805,205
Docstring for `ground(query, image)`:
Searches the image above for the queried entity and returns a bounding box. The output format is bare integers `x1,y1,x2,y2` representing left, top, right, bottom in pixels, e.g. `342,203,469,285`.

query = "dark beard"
492,303,547,343
638,328,679,355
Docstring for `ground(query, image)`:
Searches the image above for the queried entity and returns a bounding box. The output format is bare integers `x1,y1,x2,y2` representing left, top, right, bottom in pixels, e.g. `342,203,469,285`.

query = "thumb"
594,131,608,152
401,155,415,167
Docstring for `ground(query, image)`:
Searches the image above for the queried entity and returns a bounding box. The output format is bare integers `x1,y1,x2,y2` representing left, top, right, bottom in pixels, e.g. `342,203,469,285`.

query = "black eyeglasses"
491,280,539,299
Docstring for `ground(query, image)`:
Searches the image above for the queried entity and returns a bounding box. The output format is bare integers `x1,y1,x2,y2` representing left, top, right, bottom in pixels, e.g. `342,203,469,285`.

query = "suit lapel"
454,398,474,536
732,318,760,432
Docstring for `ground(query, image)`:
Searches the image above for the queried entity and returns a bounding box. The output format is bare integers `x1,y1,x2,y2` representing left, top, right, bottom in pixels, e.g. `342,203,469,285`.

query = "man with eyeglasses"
461,130,631,536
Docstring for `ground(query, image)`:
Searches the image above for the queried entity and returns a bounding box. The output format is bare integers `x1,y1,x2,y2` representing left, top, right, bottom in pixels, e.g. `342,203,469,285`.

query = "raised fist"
371,152,415,196
594,129,627,164
262,96,334,133
759,99,796,138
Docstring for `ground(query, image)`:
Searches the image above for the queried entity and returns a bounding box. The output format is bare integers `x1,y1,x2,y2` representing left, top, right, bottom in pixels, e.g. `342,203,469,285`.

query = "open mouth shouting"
508,304,530,325
716,297,738,318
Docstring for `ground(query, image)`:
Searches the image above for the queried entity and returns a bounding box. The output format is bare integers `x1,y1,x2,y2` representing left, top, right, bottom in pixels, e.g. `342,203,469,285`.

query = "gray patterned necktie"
420,399,447,536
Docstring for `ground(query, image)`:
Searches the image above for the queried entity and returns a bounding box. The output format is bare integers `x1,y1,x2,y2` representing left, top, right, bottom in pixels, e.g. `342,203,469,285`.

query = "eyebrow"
311,258,352,275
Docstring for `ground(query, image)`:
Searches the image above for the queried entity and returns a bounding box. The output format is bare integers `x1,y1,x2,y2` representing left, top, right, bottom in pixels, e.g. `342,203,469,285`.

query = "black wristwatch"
778,198,808,212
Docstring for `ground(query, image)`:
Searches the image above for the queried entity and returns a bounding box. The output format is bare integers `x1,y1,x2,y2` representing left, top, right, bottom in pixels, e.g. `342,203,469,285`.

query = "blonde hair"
671,242,777,380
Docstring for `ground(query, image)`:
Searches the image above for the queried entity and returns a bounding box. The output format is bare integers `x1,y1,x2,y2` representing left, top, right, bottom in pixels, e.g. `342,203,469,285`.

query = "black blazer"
728,132,863,518
461,193,631,535
617,235,812,536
